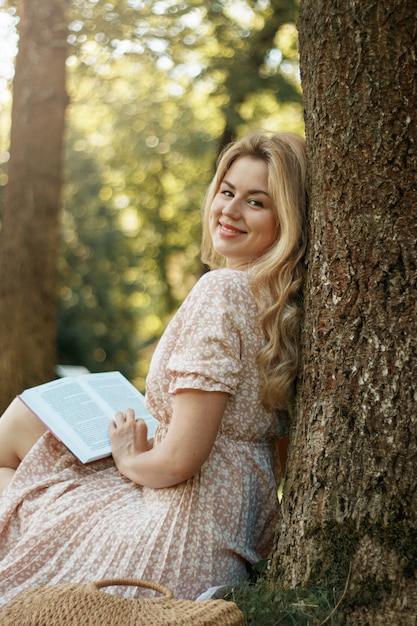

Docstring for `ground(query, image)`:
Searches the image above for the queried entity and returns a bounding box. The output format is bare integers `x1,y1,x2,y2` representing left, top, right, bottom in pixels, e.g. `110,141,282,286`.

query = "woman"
0,131,307,605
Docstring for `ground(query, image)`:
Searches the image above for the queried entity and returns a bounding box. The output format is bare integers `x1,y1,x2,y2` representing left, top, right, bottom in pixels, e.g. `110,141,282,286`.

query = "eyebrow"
222,179,270,197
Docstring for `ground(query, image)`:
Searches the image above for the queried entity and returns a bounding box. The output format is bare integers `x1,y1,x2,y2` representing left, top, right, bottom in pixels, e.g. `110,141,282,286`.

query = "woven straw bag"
0,577,244,625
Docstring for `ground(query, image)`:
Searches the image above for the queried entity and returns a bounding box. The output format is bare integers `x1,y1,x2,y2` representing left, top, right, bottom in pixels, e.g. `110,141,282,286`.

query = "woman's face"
209,156,278,270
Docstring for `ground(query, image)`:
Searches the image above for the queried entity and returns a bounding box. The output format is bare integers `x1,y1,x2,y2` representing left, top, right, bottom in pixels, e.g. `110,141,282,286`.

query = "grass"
214,577,348,625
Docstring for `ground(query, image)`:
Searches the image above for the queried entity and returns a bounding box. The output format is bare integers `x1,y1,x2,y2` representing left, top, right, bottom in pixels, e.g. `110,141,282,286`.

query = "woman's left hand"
109,408,151,471
107,390,228,488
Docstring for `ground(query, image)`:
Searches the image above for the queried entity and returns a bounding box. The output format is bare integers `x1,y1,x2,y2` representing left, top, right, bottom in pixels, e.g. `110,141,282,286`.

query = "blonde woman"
0,131,307,605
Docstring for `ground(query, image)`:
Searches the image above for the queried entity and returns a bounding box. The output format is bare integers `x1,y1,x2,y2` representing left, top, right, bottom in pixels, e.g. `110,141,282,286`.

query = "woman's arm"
109,389,229,488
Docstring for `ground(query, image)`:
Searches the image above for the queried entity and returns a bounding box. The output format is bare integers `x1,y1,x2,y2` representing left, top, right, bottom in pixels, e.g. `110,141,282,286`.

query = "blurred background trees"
0,0,69,403
0,0,303,407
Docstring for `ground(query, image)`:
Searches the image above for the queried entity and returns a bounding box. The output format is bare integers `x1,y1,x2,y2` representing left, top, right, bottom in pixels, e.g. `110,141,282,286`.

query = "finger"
112,411,126,428
134,418,148,437
125,408,136,422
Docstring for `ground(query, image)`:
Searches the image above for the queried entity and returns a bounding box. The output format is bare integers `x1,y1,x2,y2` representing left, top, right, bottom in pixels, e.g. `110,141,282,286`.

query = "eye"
248,198,264,208
221,189,234,198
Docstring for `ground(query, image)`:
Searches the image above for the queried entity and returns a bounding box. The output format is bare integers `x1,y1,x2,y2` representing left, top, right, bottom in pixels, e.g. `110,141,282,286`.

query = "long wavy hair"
201,131,307,411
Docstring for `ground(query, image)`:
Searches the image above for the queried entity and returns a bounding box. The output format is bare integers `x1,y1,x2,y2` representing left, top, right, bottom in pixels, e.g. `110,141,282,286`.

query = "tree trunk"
271,1,417,622
0,0,69,410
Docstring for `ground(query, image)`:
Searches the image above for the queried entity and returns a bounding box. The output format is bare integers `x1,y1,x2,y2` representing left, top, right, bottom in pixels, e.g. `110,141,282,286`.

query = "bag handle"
88,578,174,599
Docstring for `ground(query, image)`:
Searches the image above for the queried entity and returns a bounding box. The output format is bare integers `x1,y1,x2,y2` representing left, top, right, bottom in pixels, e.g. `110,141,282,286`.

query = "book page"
83,372,149,415
19,372,158,463
82,372,157,436
39,382,111,452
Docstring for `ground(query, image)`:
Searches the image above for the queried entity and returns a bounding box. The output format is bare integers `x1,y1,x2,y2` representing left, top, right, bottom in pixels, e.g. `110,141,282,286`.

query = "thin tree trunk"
0,0,69,410
271,1,417,622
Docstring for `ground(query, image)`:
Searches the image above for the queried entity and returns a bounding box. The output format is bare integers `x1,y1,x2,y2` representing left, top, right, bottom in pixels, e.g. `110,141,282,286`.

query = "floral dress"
0,268,282,606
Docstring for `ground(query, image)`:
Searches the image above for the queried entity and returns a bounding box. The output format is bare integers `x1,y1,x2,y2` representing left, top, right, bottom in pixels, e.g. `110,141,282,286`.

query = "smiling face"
209,156,278,270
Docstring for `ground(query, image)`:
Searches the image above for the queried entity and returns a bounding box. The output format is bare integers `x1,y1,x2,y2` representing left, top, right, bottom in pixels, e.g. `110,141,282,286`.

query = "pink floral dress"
0,269,282,606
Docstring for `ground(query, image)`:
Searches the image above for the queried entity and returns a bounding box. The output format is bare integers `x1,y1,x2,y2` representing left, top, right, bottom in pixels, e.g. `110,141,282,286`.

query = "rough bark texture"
0,0,69,409
271,1,417,623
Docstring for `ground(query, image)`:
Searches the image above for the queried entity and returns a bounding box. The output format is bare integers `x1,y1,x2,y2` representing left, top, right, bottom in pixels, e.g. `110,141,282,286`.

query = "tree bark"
271,0,417,622
0,0,69,410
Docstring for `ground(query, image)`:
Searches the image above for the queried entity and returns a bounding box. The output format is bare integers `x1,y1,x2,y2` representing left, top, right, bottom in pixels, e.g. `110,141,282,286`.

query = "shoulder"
193,268,251,297
185,268,257,320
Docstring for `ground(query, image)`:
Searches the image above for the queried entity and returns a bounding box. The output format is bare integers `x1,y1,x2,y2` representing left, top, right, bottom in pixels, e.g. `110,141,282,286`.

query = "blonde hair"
201,131,307,411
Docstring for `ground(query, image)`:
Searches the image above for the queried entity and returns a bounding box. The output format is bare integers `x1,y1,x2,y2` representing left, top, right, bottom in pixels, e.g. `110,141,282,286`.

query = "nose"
222,197,241,219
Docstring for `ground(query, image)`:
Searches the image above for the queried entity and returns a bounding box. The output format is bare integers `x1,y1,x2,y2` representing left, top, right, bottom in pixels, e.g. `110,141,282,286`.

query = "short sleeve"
167,272,247,395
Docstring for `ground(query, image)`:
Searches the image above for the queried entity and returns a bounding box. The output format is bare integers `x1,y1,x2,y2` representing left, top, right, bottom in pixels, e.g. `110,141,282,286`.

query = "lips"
219,221,246,235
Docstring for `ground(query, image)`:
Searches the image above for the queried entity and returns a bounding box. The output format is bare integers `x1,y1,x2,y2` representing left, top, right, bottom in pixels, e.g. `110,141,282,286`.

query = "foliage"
1,0,304,386
204,0,302,142
58,49,216,386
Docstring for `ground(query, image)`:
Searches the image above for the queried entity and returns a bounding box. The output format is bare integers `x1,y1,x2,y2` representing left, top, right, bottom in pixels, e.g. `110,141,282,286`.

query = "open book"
19,371,158,464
